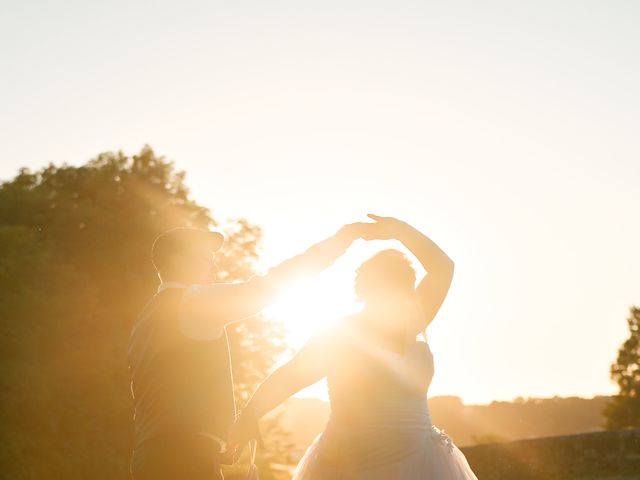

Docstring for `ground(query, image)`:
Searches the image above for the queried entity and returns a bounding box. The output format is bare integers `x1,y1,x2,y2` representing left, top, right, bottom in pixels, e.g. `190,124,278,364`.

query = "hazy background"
2,0,639,404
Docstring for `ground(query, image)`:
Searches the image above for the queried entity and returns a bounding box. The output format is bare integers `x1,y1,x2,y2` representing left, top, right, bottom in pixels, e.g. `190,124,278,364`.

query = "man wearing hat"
128,223,367,479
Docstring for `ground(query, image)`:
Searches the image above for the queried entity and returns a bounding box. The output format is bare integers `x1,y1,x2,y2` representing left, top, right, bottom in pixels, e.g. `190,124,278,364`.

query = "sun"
262,264,363,400
263,263,362,350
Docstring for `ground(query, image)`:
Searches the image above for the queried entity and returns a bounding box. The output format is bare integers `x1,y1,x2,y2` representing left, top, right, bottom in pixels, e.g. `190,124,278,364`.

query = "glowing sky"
2,0,639,403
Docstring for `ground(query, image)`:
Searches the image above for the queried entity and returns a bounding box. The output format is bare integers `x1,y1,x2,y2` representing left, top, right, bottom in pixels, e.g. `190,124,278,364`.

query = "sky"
1,0,639,404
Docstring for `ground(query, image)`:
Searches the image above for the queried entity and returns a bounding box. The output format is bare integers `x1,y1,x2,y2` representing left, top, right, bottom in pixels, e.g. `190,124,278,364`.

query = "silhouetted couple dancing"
128,215,478,479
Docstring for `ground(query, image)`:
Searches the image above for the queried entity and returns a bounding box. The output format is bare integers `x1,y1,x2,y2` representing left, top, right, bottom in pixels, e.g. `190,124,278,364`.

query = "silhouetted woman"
233,214,478,479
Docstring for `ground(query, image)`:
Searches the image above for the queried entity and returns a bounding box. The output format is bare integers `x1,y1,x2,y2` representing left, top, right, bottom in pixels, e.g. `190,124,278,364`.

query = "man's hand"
228,407,264,459
359,213,406,241
336,222,370,241
339,219,403,242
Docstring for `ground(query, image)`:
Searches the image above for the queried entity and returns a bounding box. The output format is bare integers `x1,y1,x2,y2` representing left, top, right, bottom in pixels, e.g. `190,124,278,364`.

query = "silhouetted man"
128,224,365,480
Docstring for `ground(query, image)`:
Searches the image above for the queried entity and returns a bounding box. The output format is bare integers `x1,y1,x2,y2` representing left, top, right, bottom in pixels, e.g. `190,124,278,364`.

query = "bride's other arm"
230,333,329,445
368,214,454,328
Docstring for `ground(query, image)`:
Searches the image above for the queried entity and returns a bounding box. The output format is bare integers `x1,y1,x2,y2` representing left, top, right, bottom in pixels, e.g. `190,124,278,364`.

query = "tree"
604,306,640,429
0,147,288,479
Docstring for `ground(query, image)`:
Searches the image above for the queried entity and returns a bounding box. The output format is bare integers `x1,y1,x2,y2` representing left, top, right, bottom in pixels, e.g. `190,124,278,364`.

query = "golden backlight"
261,241,431,400
263,263,362,347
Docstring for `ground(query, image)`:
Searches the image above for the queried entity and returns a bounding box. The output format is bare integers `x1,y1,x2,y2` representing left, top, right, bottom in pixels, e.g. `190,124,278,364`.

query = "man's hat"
151,227,224,271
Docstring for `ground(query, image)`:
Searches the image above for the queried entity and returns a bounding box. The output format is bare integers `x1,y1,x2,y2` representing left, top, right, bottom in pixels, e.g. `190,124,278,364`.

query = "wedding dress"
292,337,478,480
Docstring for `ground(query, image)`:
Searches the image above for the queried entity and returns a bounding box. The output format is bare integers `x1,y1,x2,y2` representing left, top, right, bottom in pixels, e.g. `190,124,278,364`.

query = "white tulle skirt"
292,425,478,480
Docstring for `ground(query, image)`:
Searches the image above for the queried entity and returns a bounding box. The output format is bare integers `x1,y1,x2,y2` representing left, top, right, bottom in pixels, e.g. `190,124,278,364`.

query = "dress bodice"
327,336,434,423
321,331,436,469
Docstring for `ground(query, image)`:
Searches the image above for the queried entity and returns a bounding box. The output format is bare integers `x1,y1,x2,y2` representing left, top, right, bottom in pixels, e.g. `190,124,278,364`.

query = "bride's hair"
354,249,416,303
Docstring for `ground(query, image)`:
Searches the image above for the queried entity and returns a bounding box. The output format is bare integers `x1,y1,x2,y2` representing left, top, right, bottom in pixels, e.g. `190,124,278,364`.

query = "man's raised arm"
178,223,364,339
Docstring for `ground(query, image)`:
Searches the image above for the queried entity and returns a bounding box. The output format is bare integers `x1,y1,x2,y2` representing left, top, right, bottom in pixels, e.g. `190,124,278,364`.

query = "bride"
232,214,478,479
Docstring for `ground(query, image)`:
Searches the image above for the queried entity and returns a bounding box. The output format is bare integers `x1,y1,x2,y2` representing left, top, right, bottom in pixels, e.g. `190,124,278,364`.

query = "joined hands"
339,214,406,242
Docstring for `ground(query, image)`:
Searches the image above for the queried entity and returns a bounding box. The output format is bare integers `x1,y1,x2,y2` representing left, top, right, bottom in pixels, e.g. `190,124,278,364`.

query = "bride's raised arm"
367,214,454,329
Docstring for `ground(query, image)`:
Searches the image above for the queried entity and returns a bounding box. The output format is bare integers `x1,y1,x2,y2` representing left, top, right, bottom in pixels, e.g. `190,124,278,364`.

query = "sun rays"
263,265,361,346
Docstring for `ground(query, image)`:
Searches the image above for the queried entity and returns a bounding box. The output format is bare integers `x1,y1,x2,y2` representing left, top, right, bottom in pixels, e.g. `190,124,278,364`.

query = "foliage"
470,433,509,445
0,147,288,479
604,306,640,429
